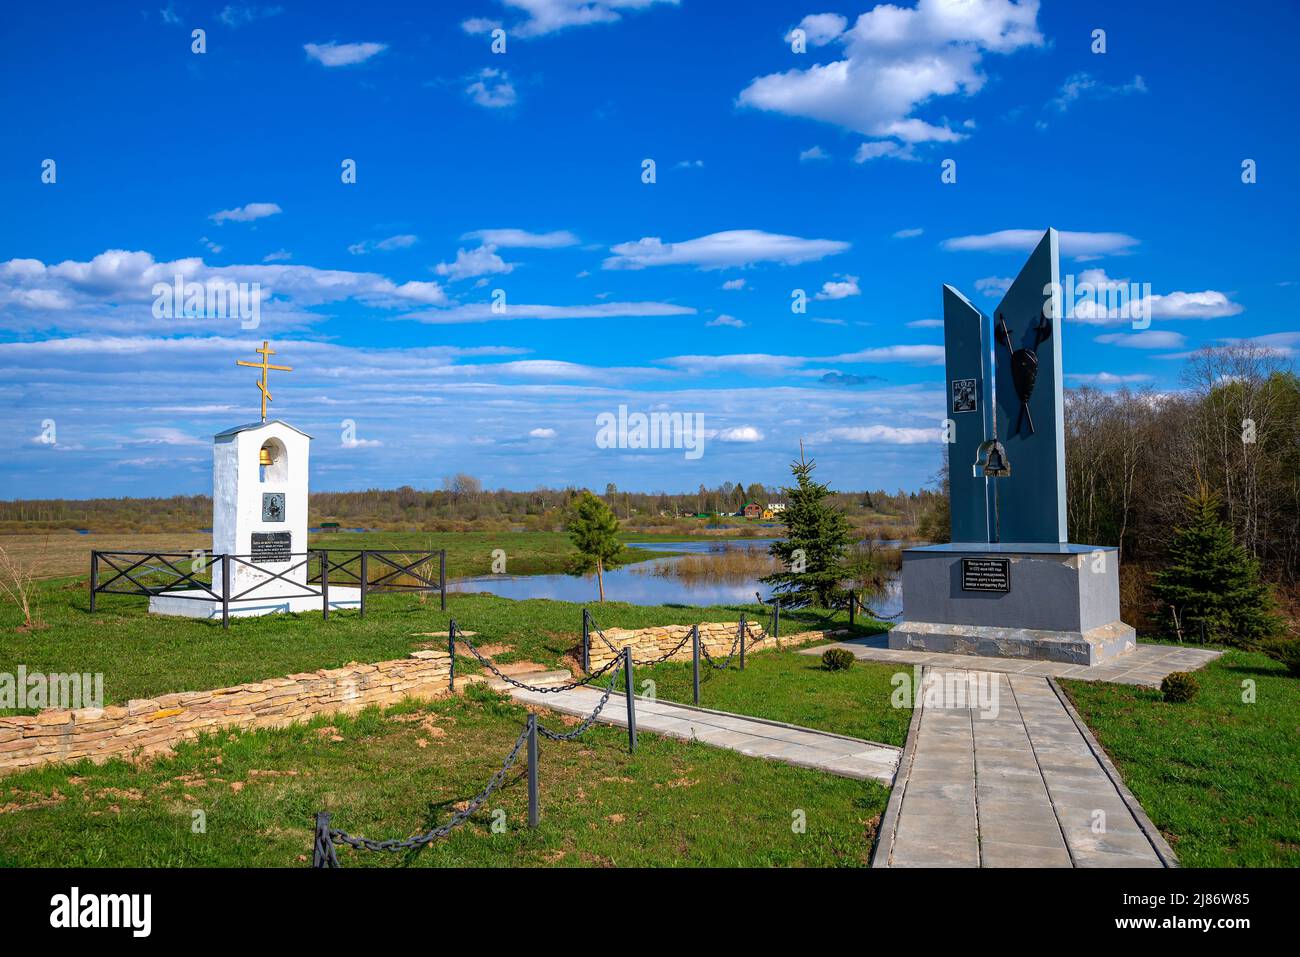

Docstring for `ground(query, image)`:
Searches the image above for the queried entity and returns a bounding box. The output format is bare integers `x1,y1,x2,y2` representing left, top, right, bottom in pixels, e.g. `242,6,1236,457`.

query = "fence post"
692,624,700,706
312,811,338,868
448,620,457,692
581,608,590,673
849,591,857,627
527,713,539,828
221,555,230,630
89,551,98,612
739,614,746,670
623,647,637,754
439,550,447,612
320,551,330,622
359,550,368,619
773,599,780,639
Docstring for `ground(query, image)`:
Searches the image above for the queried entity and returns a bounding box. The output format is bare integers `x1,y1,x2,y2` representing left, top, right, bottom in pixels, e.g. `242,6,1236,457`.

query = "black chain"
536,669,620,741
327,721,531,854
461,632,624,692
698,628,743,670
589,616,694,667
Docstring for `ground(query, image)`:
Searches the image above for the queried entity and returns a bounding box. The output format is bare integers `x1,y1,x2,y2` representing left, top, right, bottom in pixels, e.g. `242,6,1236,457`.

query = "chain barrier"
461,631,624,693
589,613,694,667
698,628,743,670
850,592,904,621
536,669,620,741
317,720,531,860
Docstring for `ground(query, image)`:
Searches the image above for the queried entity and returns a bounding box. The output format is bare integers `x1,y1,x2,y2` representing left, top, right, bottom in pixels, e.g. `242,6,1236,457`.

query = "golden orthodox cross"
235,341,292,422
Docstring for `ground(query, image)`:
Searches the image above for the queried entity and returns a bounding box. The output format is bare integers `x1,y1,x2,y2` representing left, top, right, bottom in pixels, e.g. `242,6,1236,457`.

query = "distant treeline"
0,476,938,536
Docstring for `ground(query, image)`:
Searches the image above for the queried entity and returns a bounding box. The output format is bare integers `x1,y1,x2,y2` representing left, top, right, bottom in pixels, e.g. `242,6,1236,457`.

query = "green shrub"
821,648,855,672
1259,638,1300,677
1161,671,1200,703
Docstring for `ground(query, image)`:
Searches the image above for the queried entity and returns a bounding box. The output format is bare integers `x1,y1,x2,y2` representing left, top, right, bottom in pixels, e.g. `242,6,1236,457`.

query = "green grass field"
1062,650,1300,867
0,686,889,867
2,578,872,709
612,649,910,746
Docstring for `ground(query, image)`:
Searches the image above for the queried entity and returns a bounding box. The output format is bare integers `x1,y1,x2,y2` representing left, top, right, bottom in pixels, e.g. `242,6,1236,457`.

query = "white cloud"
1063,269,1244,324
604,229,849,270
462,17,503,34
495,0,680,38
815,275,860,300
1065,372,1153,386
1095,330,1187,349
528,427,558,438
675,159,705,169
400,300,696,325
706,314,746,328
1045,72,1147,115
721,278,747,291
813,425,941,445
1215,331,1300,358
893,227,923,239
716,425,764,443
740,0,1044,158
906,318,943,328
832,344,945,365
209,202,282,225
461,228,578,248
348,234,419,255
218,5,284,28
942,229,1140,259
855,140,917,162
465,68,517,108
799,145,830,161
303,41,388,67
974,275,1012,297
435,245,514,281
262,249,291,262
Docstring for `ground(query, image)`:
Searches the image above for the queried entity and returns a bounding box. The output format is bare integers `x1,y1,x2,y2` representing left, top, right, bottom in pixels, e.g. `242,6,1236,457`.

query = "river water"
449,538,904,617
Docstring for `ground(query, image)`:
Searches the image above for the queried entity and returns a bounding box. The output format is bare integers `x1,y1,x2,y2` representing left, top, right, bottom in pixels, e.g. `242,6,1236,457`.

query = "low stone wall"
0,650,453,776
588,621,843,669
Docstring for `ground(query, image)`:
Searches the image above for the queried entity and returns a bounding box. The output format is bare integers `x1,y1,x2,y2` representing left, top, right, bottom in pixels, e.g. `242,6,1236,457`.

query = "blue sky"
2,0,1297,500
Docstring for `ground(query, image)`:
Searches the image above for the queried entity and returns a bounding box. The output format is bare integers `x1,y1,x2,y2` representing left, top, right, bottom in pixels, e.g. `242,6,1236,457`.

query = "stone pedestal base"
148,587,360,619
888,543,1136,666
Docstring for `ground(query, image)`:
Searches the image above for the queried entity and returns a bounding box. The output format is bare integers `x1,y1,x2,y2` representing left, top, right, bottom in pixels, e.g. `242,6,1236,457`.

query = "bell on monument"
258,446,274,468
974,438,1011,478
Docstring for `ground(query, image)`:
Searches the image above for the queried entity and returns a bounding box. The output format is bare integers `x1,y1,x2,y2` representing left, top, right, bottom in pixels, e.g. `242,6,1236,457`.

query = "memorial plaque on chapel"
250,531,292,563
961,558,1010,593
262,492,286,523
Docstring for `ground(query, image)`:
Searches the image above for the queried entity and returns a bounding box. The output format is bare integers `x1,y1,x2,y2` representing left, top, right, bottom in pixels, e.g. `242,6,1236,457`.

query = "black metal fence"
89,548,446,629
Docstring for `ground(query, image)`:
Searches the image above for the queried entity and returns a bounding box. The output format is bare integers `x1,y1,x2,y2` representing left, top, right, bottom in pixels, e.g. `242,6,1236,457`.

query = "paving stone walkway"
510,685,901,785
802,634,1221,687
874,668,1177,868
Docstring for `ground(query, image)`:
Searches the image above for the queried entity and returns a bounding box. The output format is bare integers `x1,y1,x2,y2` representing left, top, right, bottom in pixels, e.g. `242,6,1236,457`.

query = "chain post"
773,599,780,639
849,591,857,627
527,713,539,828
692,624,700,706
221,554,230,630
448,619,457,692
320,551,330,621
581,608,590,673
312,811,339,868
89,551,99,612
439,550,447,611
623,647,637,753
739,614,746,670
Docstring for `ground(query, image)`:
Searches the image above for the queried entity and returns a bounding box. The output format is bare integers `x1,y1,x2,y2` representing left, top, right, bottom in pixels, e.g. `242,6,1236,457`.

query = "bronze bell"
974,438,1011,478
259,446,274,467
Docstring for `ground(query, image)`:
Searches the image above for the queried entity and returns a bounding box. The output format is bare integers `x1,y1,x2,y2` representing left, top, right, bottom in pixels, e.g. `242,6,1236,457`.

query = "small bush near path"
821,649,855,672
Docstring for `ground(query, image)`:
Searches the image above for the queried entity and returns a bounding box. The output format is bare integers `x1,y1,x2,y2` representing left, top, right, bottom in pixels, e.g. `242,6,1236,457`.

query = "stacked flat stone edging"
587,621,843,669
0,650,454,775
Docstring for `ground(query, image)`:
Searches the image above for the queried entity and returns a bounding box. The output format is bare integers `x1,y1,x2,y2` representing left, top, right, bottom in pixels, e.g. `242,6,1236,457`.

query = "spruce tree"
760,446,853,608
565,490,626,602
1152,484,1280,645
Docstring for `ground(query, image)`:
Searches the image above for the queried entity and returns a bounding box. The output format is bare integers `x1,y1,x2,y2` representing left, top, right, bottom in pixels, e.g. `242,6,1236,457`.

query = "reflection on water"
450,538,903,616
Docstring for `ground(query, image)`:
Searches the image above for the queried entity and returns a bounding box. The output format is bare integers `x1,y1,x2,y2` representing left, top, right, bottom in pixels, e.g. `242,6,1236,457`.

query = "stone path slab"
801,634,1221,687
874,668,1175,868
510,685,901,785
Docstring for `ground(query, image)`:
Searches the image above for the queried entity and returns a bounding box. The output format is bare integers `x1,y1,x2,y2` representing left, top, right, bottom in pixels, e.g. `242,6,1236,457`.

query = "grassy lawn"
611,649,910,747
0,686,888,867
1062,650,1300,867
3,579,872,709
